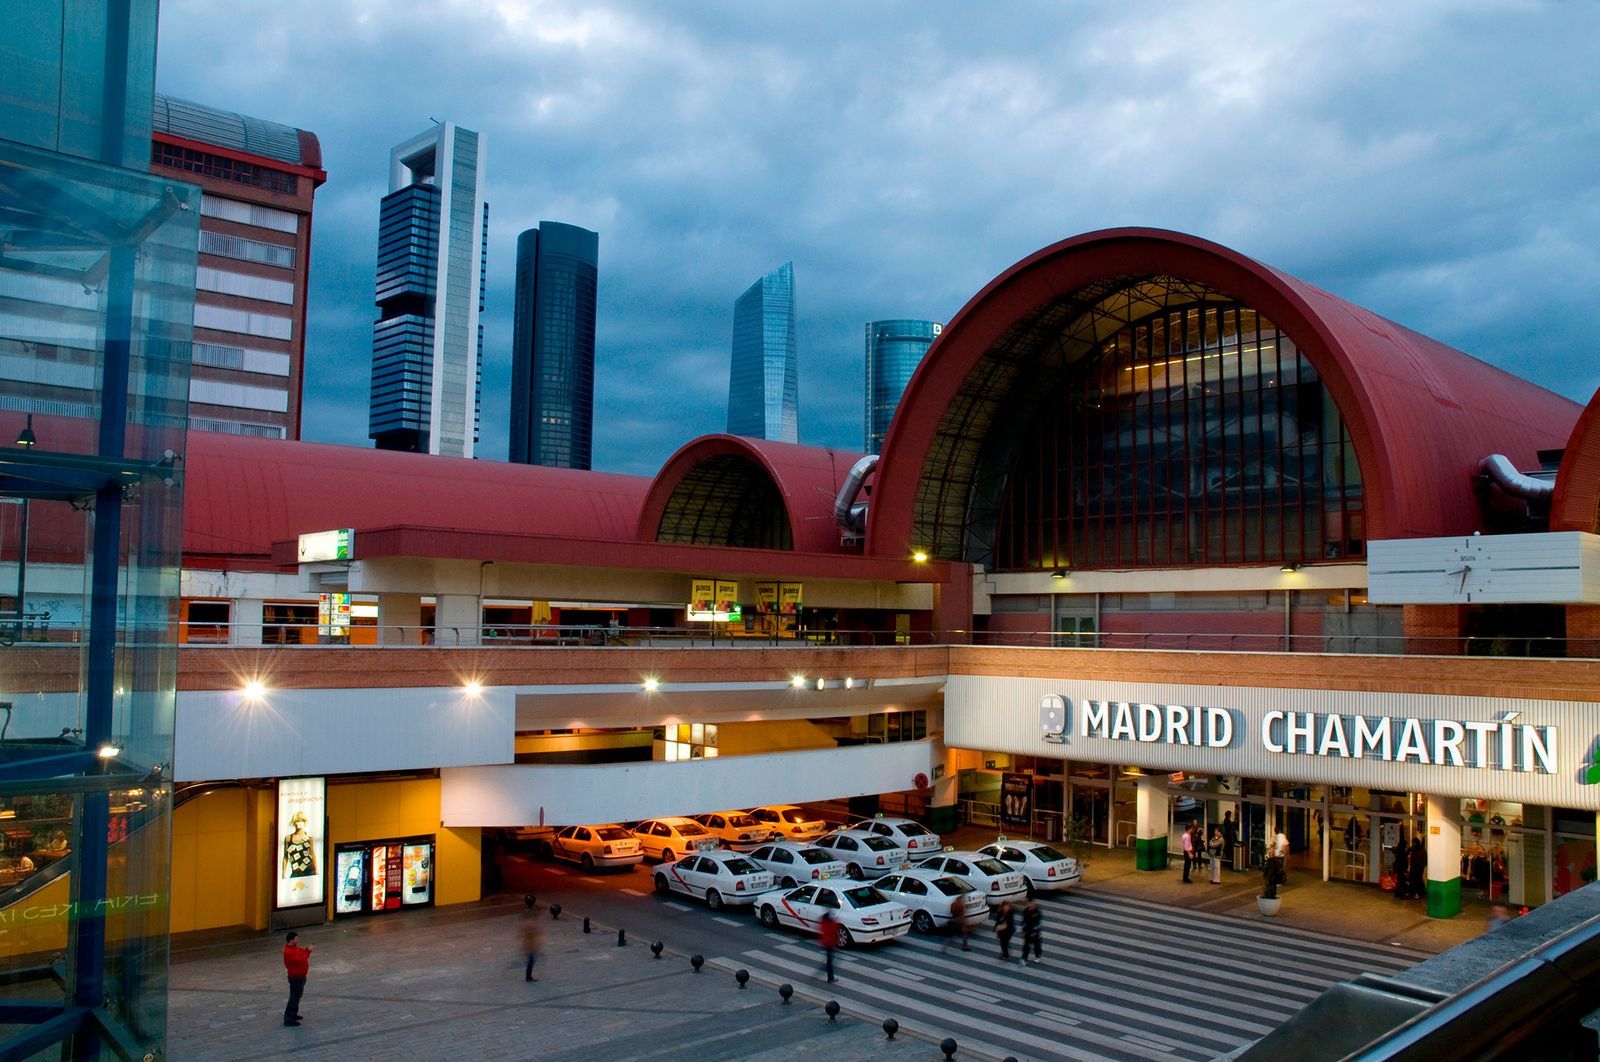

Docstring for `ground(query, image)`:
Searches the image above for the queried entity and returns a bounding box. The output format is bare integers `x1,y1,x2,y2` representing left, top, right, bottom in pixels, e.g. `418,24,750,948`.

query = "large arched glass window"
992,301,1363,569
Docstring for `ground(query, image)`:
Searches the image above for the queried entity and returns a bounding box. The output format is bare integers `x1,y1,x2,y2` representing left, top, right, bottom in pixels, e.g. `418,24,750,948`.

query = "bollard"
690,954,704,973
550,903,562,920
825,1000,840,1023
650,940,664,959
523,894,536,910
735,969,749,990
883,1018,899,1040
941,1037,958,1059
583,917,591,934
617,928,627,947
778,983,793,1004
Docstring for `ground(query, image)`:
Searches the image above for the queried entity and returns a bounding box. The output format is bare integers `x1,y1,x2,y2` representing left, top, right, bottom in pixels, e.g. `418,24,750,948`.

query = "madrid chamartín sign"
1041,694,1557,775
946,676,1594,808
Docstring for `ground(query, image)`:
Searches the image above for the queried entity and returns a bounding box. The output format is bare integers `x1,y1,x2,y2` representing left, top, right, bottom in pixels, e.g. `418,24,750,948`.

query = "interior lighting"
97,743,120,759
14,414,36,448
642,676,660,692
911,550,929,564
241,679,266,701
791,675,807,689
1280,563,1300,573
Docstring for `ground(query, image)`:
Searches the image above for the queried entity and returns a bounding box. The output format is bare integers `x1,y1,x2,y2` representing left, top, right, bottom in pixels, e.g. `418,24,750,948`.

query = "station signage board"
298,528,353,563
318,592,351,635
275,777,326,910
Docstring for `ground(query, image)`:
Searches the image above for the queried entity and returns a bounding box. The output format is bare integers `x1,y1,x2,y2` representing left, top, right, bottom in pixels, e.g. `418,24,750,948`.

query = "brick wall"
1403,604,1467,655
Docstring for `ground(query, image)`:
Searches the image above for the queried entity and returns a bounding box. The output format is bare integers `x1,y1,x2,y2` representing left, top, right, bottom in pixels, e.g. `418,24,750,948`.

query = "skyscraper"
864,319,940,453
727,261,797,443
368,121,486,457
509,221,598,468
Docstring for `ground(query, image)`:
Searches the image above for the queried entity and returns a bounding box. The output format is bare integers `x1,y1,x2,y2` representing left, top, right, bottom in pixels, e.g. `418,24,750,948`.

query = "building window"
153,142,299,195
200,230,295,269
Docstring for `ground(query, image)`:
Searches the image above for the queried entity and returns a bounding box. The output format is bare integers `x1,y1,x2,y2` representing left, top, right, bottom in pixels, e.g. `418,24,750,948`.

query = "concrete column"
433,594,480,646
1426,794,1463,918
378,593,423,645
229,598,264,646
1134,776,1170,871
926,740,959,834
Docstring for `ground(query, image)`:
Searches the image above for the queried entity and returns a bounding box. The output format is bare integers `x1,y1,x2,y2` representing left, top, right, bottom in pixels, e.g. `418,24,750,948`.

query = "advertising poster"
689,578,715,614
754,582,778,614
384,846,404,909
1001,772,1032,830
275,777,325,910
335,849,364,914
714,580,739,614
779,583,803,615
403,843,433,905
369,845,388,911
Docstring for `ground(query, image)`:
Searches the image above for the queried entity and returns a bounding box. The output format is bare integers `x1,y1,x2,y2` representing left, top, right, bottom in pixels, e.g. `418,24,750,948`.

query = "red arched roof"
184,432,650,565
1552,386,1600,534
868,228,1582,559
637,434,865,554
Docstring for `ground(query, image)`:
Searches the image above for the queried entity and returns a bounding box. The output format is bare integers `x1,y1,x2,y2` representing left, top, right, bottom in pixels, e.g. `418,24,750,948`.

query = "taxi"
745,841,848,887
846,816,942,856
653,849,773,910
548,824,643,870
691,811,778,851
978,838,1083,895
630,817,721,862
813,829,909,880
747,805,829,841
753,880,912,946
914,850,1028,906
872,868,988,934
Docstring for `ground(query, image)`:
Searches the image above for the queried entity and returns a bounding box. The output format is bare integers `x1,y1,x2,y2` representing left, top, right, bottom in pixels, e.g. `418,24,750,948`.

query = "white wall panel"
945,675,1600,809
174,685,514,781
441,740,938,827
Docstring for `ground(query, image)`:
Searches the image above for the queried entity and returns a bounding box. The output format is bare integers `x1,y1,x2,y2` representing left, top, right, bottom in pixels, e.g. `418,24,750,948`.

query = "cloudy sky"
156,0,1600,476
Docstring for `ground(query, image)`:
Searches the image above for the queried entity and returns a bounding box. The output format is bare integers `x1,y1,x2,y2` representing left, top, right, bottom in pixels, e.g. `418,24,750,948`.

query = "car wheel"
846,863,863,880
580,854,595,872
534,841,552,860
912,910,935,934
781,876,797,888
836,927,854,949
661,848,675,864
1024,879,1036,899
759,905,778,927
654,873,670,895
706,889,724,911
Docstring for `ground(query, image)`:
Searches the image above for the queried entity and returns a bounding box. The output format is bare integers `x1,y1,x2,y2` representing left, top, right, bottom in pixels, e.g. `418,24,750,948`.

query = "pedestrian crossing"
710,890,1431,1062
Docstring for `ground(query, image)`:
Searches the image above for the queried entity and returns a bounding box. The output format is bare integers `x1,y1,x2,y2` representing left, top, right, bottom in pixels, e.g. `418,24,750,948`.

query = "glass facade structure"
991,300,1364,570
368,123,485,457
0,135,196,1059
509,222,598,469
864,319,939,454
727,261,797,443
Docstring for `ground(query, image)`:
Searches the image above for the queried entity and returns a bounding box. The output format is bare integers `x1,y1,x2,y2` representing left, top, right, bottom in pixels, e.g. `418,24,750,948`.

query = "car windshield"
974,858,1013,875
723,857,760,875
677,823,709,836
931,877,974,896
842,886,887,909
900,823,933,836
796,849,833,864
1028,845,1067,861
781,810,815,823
861,836,900,852
726,814,759,828
596,828,631,841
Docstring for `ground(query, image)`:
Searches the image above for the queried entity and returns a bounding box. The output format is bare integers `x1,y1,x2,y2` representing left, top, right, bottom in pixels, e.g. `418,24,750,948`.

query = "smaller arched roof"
184,433,650,565
153,93,323,172
1552,385,1600,534
637,435,865,554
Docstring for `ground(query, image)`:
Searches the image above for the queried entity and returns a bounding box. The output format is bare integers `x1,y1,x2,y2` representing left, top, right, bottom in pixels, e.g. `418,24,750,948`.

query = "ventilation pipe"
1477,454,1554,504
833,454,878,541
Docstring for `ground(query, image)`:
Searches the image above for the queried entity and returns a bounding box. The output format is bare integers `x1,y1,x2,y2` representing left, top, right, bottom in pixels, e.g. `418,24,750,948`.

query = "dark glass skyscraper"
727,261,798,443
864,319,940,453
509,221,599,468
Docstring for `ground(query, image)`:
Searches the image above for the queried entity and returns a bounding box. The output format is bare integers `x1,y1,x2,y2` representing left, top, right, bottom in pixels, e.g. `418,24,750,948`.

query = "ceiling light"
242,680,266,701
1050,569,1068,581
791,675,807,689
464,680,483,697
911,550,929,563
642,676,660,692
97,743,120,759
15,414,36,448
1280,563,1300,573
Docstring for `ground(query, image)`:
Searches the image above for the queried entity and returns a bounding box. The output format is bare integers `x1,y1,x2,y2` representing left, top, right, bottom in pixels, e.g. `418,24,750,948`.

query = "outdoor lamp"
14,414,36,448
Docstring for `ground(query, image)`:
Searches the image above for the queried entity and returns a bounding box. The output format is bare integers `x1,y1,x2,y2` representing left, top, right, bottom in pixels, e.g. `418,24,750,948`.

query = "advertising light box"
276,777,326,910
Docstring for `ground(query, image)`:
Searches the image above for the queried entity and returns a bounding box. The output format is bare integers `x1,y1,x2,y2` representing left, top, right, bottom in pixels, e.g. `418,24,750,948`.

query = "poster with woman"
275,777,326,909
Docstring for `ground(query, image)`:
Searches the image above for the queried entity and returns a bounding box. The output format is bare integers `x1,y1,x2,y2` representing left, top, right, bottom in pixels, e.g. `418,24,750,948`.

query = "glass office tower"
1,5,195,1056
368,122,486,457
864,319,940,453
727,261,798,443
509,222,598,469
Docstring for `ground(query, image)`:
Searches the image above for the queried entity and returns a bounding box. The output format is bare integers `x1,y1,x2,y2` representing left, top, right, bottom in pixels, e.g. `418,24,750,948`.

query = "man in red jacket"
283,931,313,1027
817,911,840,983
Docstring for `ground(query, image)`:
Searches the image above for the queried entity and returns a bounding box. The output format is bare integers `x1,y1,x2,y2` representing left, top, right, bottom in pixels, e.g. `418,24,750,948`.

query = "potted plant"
1258,854,1285,916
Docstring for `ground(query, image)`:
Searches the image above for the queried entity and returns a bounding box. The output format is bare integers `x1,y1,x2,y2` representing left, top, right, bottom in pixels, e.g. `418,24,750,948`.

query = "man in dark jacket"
282,931,313,1027
1407,836,1427,902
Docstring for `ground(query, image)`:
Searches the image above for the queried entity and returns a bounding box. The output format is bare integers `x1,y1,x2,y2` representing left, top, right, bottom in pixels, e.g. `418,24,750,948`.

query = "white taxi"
872,868,989,934
691,811,777,851
745,841,848,887
914,851,1028,906
813,829,909,880
630,817,721,862
978,838,1083,895
753,881,912,946
653,850,773,910
549,824,643,870
847,816,942,856
747,805,829,841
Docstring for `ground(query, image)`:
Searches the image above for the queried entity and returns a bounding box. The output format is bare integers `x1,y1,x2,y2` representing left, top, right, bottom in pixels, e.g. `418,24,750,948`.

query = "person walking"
1407,835,1427,902
1392,834,1411,899
1207,828,1224,884
282,931,312,1027
942,893,971,953
1221,812,1238,870
1021,899,1042,963
522,914,541,982
1180,822,1196,883
818,910,840,983
994,900,1016,961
